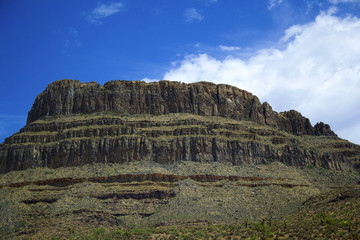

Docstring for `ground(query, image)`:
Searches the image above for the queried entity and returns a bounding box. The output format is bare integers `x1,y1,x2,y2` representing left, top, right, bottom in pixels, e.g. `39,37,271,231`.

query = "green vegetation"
0,160,359,239
47,209,359,240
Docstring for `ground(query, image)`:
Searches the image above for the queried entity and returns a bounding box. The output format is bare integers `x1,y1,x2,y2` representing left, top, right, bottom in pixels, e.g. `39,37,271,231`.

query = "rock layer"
1,79,359,173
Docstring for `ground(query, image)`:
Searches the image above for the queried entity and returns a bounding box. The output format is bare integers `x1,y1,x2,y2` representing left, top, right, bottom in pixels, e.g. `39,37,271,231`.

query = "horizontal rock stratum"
1,79,359,173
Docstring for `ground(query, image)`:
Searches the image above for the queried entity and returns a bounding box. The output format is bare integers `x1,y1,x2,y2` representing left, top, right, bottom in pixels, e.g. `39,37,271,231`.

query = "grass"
47,207,359,240
13,131,58,136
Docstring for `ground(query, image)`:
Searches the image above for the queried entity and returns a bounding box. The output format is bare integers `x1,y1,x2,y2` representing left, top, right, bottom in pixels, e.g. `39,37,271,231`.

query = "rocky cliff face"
1,79,359,173
26,79,332,136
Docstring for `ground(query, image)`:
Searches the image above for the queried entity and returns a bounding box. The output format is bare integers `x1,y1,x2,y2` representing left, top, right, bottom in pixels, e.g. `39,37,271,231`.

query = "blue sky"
1,0,360,144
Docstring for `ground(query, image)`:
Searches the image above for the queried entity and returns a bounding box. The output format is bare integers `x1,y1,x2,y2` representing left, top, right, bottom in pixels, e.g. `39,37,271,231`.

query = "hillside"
0,161,359,239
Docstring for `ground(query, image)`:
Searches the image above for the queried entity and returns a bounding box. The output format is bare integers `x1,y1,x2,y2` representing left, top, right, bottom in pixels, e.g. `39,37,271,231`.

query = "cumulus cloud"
184,8,204,23
164,10,360,144
219,45,241,51
85,2,125,24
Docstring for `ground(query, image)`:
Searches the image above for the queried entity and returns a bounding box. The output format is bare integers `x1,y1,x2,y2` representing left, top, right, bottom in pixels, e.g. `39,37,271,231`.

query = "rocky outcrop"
1,79,358,173
25,79,335,136
314,122,336,136
26,80,259,124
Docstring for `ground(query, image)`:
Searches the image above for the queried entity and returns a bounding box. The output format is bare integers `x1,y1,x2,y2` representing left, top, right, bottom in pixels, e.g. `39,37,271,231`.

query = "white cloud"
164,11,360,144
329,0,360,4
219,45,241,51
268,0,284,10
141,78,160,83
184,8,204,23
337,122,360,145
68,27,79,38
86,2,125,24
65,27,82,47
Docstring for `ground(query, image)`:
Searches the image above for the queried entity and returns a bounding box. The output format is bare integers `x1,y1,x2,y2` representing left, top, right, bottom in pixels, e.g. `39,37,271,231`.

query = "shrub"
93,227,106,235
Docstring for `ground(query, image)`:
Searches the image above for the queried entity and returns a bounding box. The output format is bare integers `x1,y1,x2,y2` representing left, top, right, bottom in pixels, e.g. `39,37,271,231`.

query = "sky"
1,0,360,144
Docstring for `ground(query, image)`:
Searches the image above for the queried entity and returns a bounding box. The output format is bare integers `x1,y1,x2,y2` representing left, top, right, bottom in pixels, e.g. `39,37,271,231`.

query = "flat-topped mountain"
0,79,359,173
1,79,360,239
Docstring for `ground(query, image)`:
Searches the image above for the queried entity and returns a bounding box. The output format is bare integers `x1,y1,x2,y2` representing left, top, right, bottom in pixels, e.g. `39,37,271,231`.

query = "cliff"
26,79,333,136
1,79,359,173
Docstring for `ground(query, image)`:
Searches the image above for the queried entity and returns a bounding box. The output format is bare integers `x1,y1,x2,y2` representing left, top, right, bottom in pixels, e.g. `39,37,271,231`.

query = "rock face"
26,79,332,136
1,79,359,173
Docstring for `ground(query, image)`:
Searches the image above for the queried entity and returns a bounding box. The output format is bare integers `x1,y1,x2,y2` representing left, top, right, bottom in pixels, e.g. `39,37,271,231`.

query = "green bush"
93,227,106,235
